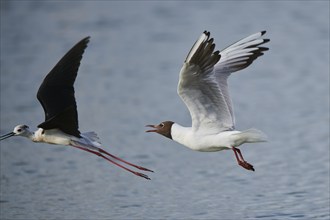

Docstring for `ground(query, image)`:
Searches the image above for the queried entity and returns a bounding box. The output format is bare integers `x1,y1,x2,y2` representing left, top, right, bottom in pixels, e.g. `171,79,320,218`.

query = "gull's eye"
159,123,164,127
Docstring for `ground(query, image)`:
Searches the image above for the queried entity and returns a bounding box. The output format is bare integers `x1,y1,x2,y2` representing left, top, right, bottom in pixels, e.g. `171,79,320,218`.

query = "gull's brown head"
146,121,174,139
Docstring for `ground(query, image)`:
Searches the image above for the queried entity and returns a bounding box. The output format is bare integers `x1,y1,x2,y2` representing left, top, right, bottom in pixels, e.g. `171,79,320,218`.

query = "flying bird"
147,31,269,171
0,37,153,179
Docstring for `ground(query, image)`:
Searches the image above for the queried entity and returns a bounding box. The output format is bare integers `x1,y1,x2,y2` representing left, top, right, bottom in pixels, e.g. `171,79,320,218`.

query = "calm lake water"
1,1,329,219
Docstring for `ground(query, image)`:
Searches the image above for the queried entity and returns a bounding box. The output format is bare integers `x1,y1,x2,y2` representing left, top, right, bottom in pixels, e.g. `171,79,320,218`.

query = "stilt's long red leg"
232,147,255,171
72,146,151,180
97,148,153,172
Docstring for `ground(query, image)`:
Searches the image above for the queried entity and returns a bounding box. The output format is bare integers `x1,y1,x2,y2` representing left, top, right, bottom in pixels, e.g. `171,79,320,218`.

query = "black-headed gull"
0,37,153,179
147,31,269,171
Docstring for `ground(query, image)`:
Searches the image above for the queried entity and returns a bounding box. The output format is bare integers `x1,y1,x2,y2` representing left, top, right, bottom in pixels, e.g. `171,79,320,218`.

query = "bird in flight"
147,31,269,171
1,37,153,180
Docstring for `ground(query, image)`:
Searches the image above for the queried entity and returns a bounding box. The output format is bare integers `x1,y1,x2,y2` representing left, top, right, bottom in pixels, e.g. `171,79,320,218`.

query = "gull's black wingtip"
203,30,210,37
261,30,267,35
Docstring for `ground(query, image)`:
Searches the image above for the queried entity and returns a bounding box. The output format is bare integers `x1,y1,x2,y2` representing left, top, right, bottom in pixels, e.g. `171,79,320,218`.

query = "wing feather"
37,37,90,137
178,31,232,133
214,31,270,122
177,31,269,134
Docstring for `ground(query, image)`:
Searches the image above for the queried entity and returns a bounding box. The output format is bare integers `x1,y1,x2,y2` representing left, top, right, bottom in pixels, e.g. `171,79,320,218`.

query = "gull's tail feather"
233,128,268,146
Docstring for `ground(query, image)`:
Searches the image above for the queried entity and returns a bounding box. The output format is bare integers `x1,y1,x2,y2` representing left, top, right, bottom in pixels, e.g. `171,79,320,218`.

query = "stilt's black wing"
37,37,90,137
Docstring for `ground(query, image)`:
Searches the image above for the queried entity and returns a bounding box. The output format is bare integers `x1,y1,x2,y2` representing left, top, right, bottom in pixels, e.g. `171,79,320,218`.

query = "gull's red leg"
232,147,255,171
72,145,151,180
234,147,245,161
97,148,153,172
232,147,241,163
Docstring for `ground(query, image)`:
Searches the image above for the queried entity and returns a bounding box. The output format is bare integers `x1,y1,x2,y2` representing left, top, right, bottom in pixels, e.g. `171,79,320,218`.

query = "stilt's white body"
29,128,101,151
32,128,71,145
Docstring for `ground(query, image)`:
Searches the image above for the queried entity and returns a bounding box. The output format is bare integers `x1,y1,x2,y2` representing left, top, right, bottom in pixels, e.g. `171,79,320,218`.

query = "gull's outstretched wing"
37,37,90,137
214,31,269,124
178,31,228,134
178,31,269,134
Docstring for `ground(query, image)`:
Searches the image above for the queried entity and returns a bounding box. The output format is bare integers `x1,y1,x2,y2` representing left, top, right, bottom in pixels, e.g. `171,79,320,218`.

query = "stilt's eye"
17,129,22,132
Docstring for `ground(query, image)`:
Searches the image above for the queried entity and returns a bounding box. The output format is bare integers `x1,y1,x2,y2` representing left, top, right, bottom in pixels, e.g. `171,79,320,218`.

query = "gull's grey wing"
178,31,234,134
214,31,269,124
37,37,90,137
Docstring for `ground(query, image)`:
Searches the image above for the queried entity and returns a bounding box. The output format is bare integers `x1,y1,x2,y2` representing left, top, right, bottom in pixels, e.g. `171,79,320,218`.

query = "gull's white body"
172,124,266,152
171,124,240,152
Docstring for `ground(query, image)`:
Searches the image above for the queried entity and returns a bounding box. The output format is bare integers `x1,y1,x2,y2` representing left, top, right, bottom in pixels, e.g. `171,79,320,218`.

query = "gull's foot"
238,161,255,171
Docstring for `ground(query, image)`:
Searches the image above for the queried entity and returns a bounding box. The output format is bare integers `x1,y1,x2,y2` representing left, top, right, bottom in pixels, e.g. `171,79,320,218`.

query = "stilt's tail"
82,131,101,143
232,128,268,146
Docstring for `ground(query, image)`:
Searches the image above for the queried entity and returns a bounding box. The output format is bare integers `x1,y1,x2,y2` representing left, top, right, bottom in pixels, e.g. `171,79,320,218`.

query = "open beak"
0,132,15,141
145,125,158,133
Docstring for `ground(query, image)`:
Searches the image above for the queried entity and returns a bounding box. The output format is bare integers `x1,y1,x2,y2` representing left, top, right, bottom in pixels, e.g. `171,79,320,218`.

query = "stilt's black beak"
0,132,15,141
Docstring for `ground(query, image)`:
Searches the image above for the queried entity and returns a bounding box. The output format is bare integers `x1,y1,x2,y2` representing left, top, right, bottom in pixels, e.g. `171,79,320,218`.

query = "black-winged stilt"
1,37,153,180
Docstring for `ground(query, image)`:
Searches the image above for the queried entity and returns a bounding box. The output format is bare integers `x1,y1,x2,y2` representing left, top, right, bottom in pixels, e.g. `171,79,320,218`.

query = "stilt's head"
146,121,174,139
0,125,32,140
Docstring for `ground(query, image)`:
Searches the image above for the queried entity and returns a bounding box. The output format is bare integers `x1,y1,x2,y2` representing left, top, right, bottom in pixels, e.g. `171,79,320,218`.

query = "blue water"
1,1,329,219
